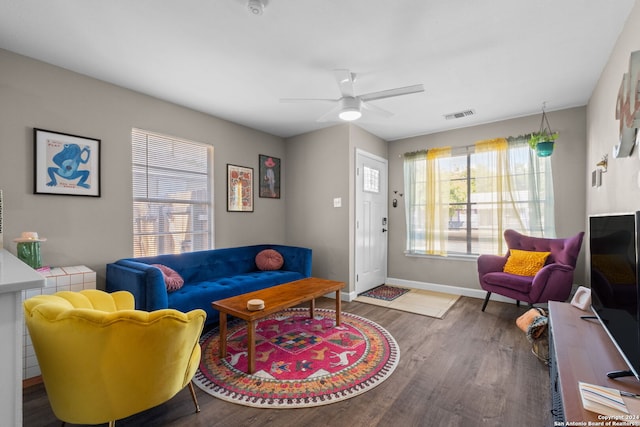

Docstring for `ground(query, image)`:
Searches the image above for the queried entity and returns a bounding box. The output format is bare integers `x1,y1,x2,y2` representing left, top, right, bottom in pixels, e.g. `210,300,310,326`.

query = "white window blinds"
132,129,214,257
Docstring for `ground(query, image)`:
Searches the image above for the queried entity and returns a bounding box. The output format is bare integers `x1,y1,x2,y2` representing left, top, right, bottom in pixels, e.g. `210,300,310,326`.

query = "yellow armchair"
23,289,206,426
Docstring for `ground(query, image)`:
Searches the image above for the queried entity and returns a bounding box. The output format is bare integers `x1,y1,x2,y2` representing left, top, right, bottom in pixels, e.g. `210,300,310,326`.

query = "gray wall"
0,49,287,286
284,125,351,283
587,0,640,215
387,107,588,290
586,1,640,282
283,124,387,294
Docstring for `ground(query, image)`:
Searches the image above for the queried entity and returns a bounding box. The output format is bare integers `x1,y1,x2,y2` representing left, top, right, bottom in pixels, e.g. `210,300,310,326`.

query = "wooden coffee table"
211,277,345,374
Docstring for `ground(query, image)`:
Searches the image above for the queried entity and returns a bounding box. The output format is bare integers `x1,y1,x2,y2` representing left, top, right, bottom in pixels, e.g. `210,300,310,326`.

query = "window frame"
404,140,554,257
131,129,214,257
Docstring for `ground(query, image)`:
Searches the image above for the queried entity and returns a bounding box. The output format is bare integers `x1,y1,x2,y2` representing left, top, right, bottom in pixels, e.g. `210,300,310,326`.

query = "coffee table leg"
335,289,341,326
219,312,228,358
247,320,256,374
309,298,316,319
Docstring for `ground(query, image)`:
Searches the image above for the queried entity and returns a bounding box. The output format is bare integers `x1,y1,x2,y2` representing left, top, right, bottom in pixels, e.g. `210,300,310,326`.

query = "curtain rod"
402,134,532,157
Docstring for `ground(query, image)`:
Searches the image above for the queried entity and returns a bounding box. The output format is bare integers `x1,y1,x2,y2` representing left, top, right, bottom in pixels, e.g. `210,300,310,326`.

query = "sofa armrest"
529,263,575,302
106,260,169,311
270,245,312,276
477,254,508,276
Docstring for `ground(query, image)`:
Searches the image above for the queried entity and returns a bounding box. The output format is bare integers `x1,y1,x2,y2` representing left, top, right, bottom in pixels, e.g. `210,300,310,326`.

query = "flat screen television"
589,212,640,380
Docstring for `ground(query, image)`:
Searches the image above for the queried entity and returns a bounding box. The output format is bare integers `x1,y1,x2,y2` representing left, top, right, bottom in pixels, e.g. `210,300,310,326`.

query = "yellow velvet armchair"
23,289,206,426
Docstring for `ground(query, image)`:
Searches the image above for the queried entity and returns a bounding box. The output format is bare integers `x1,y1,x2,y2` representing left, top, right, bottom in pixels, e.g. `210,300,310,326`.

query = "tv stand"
549,301,640,423
607,370,635,379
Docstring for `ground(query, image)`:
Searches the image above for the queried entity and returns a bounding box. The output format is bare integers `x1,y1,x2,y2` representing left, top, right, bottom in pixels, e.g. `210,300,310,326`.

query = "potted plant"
528,106,558,157
528,131,559,157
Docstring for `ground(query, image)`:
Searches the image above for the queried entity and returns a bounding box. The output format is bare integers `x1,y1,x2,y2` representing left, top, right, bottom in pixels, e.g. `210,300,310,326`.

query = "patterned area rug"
194,308,399,408
360,284,410,301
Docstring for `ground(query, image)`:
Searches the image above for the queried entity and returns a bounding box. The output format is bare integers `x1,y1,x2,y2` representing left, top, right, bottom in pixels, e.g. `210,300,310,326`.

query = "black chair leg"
516,300,520,307
481,291,491,311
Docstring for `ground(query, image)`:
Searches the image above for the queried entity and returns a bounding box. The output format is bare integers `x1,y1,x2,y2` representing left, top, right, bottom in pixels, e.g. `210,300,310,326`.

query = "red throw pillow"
152,264,184,292
255,249,284,271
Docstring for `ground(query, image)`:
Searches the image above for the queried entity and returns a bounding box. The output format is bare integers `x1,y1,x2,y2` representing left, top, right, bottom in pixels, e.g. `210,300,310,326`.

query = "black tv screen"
590,212,640,380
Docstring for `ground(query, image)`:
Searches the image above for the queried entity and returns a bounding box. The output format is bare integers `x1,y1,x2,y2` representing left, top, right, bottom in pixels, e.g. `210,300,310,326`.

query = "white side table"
22,265,96,381
0,249,45,427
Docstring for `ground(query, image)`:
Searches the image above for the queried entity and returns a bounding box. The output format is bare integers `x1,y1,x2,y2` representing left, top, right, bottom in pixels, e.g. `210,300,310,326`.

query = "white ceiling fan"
280,69,425,122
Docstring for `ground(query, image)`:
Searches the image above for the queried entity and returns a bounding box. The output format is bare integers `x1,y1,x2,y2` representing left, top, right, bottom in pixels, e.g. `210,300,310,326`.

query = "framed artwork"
34,128,101,197
259,154,281,199
227,164,253,212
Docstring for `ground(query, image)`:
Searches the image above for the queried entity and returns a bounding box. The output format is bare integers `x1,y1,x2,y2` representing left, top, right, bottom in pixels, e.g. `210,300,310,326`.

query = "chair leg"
108,421,116,427
188,381,201,413
481,292,491,311
516,300,520,307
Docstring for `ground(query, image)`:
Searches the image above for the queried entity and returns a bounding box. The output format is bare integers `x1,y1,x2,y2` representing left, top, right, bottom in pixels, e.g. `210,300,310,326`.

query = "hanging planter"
528,107,558,157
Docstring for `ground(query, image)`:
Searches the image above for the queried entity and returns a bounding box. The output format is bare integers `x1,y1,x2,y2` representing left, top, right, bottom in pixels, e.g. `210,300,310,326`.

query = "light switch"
333,197,342,208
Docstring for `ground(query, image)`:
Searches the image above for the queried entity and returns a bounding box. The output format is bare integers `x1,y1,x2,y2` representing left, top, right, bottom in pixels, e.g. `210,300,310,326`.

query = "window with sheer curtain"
403,136,555,257
132,129,214,257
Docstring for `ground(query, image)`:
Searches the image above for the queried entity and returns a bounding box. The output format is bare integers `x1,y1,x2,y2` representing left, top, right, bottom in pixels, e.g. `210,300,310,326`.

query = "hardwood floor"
23,296,552,427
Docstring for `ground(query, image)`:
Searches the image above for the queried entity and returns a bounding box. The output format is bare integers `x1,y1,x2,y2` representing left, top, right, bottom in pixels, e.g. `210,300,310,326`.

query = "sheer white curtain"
404,137,555,256
403,148,452,255
473,137,555,255
403,150,427,254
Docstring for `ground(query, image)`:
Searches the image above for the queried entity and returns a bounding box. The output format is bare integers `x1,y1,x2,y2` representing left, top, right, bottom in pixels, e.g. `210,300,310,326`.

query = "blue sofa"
106,244,312,325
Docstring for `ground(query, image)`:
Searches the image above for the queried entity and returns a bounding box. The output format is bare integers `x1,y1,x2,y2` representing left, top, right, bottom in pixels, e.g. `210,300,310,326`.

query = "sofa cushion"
503,249,550,277
255,249,284,271
167,270,305,320
152,264,184,292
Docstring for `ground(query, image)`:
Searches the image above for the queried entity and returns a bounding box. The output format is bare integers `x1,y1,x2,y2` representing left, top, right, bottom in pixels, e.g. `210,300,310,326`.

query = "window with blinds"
132,129,213,257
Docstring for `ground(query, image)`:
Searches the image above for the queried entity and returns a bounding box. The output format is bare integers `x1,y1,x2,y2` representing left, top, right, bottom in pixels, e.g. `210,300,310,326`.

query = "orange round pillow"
255,249,284,271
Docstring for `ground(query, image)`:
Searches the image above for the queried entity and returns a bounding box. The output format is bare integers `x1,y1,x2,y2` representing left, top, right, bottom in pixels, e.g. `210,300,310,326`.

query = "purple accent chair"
477,229,585,312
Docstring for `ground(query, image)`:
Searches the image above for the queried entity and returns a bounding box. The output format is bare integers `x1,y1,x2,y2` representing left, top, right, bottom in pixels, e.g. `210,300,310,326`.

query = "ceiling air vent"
444,109,475,120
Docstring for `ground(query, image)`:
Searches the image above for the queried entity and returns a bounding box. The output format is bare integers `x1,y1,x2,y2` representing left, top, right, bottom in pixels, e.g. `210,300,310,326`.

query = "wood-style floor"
23,296,552,427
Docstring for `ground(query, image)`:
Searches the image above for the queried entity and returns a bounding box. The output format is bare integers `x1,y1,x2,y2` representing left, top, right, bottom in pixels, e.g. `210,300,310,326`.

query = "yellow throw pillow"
503,249,551,277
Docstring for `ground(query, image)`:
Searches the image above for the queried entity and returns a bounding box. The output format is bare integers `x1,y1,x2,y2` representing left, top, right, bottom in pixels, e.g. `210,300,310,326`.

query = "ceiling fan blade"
359,84,425,102
280,98,338,103
316,104,343,122
334,69,356,98
361,101,394,118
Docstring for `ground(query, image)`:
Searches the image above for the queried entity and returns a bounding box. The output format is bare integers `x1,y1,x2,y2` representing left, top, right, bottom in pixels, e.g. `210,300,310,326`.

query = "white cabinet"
0,249,45,427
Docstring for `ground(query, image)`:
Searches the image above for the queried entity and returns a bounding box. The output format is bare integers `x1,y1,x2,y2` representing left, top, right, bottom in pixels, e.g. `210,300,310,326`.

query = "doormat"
359,284,410,301
194,308,399,408
355,286,460,319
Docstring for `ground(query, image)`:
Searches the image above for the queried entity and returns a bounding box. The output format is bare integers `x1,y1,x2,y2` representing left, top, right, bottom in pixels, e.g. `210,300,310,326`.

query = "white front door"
355,150,388,294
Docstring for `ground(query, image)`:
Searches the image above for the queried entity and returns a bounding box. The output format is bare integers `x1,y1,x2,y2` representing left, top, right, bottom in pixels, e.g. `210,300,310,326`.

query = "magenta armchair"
477,229,585,312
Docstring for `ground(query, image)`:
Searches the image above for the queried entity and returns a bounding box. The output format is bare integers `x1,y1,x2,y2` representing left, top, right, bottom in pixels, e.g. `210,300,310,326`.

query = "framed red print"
227,164,253,212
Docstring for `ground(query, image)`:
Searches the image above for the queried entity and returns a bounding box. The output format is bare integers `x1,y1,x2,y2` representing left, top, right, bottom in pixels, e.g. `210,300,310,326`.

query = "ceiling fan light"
339,97,362,121
339,108,362,121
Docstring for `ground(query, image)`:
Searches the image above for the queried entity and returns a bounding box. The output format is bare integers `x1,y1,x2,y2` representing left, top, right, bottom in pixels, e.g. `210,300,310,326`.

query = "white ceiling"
0,0,635,141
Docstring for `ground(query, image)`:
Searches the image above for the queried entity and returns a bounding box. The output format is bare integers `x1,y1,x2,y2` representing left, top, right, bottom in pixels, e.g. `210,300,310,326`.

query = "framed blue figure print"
34,128,101,197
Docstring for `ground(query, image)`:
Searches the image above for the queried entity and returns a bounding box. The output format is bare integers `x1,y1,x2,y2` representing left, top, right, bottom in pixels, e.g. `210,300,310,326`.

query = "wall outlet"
333,197,342,208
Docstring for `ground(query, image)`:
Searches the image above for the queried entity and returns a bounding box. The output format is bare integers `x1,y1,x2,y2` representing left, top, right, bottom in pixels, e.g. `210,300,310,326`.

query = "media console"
549,301,640,422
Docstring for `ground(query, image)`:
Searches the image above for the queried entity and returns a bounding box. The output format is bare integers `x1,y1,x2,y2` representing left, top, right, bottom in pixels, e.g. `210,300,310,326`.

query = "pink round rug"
194,308,399,408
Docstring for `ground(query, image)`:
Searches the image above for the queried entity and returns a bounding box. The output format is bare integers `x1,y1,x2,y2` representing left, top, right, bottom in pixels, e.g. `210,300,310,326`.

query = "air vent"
444,109,475,120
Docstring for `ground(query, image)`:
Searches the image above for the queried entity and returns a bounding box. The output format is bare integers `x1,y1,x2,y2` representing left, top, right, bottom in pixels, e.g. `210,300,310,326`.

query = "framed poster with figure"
259,154,280,199
34,128,101,197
